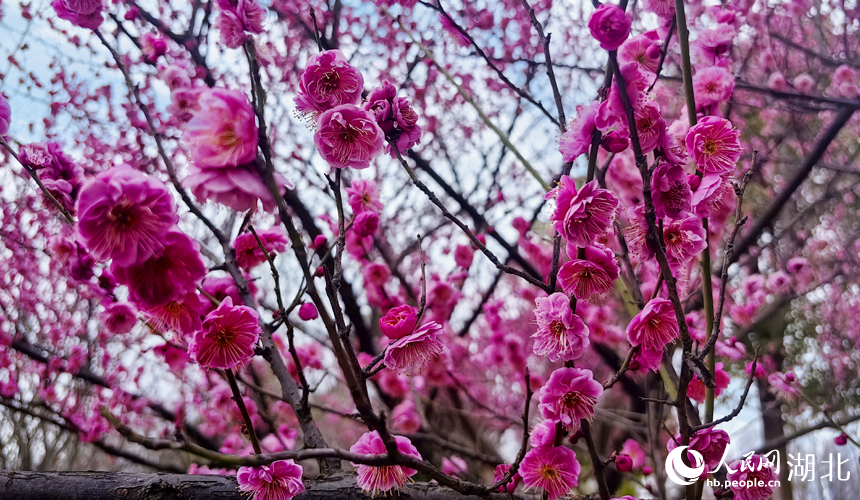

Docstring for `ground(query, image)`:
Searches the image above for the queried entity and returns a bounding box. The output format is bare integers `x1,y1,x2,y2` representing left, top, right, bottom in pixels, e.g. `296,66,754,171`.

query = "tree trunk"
0,471,589,500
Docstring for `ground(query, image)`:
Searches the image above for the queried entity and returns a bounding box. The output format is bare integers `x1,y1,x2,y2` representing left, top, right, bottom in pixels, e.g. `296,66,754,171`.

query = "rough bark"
0,471,585,500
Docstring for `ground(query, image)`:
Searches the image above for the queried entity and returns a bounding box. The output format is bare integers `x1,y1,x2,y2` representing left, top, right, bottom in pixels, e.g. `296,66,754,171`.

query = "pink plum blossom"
520,445,581,500
314,104,385,169
627,298,679,351
685,116,742,174
237,460,304,500
588,4,632,51
189,296,261,370
184,88,259,168
538,367,603,430
532,293,590,362
651,160,692,219
295,50,363,115
379,304,418,340
349,431,422,495
727,455,778,500
233,228,289,270
549,177,620,247
384,321,444,374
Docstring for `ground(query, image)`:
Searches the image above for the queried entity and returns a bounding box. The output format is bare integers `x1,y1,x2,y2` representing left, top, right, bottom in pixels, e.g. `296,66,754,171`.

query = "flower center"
561,391,582,409
216,327,237,346
318,70,341,97
540,465,560,480
550,320,565,338
703,139,719,155
108,201,138,229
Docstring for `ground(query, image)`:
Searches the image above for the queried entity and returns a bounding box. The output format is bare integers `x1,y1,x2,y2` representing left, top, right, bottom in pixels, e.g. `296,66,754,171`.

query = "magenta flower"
441,456,467,477
558,244,620,300
690,174,730,218
538,367,603,430
693,66,735,107
685,116,742,175
314,104,384,170
112,230,206,307
346,179,384,214
532,293,590,362
98,302,137,335
365,83,423,156
630,345,663,372
237,460,304,500
558,103,598,162
643,0,674,17
21,142,85,213
297,302,318,321
626,298,679,351
618,33,662,73
588,4,632,51
349,431,422,495
651,160,692,219
520,445,581,500
184,163,293,213
216,0,265,49
295,50,363,115
379,304,418,340
140,33,167,62
727,455,778,500
51,0,103,29
667,428,730,473
529,420,559,451
0,92,10,138
663,215,708,265
141,292,205,336
623,99,665,154
189,296,261,369
184,88,258,168
688,361,730,403
233,228,289,270
493,463,522,494
76,166,178,267
384,321,445,374
549,177,620,247
353,211,380,237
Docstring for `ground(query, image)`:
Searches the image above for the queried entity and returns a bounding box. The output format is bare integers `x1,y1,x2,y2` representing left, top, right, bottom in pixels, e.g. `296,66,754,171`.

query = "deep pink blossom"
685,116,742,174
688,361,730,402
643,0,674,17
529,420,559,451
693,66,735,107
588,4,632,51
346,179,383,214
237,460,304,500
51,0,103,29
549,177,619,247
298,303,318,321
353,211,380,237
365,83,423,155
532,293,590,362
379,304,418,340
140,33,167,61
558,103,598,162
667,428,730,473
442,456,467,476
141,292,205,336
384,321,445,374
98,302,137,335
216,0,265,48
627,298,679,351
622,99,665,154
391,399,421,433
233,228,289,270
190,296,261,369
662,215,708,265
727,455,778,500
184,88,258,168
453,244,475,268
601,129,629,153
618,32,662,73
621,439,648,470
185,163,292,213
652,161,692,219
538,367,603,429
630,345,664,372
112,230,206,307
76,166,178,267
349,431,422,495
520,446,581,500
295,50,363,115
314,104,384,170
558,244,620,300
0,92,9,138
494,463,522,494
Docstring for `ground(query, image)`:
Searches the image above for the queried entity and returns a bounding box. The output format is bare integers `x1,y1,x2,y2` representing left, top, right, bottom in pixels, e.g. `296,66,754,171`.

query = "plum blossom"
184,88,258,168
685,116,742,174
667,428,730,473
693,66,735,107
494,463,522,494
314,104,385,169
350,431,422,495
531,293,590,362
379,304,418,340
98,302,137,335
520,445,581,500
588,4,632,51
233,228,289,270
687,361,730,403
727,455,778,500
538,367,603,430
627,298,679,351
189,296,261,370
651,160,692,219
0,92,10,138
384,321,445,374
51,0,103,29
549,177,620,247
216,0,266,49
365,81,422,156
558,244,619,300
295,50,363,115
558,103,598,162
112,230,206,307
76,166,177,266
185,163,293,213
618,32,662,73
237,460,304,500
346,179,383,214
